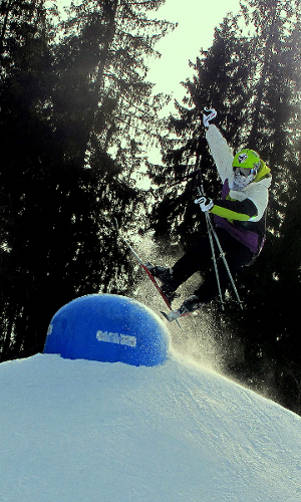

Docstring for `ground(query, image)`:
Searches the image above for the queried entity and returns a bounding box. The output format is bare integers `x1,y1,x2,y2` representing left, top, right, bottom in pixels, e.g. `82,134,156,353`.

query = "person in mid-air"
147,109,272,321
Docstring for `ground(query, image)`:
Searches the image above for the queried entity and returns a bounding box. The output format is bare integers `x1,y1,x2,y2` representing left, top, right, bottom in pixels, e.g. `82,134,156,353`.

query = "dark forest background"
0,0,301,415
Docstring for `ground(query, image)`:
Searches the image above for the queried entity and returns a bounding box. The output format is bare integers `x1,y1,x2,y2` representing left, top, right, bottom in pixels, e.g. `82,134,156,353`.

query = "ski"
121,236,173,310
129,245,173,311
115,220,182,326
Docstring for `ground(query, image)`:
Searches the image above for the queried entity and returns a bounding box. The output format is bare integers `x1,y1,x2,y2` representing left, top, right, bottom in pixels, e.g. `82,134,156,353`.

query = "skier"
147,109,272,321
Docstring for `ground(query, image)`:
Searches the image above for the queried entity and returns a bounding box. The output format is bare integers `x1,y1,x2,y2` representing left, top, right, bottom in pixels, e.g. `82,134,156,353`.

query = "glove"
194,196,214,212
202,108,217,128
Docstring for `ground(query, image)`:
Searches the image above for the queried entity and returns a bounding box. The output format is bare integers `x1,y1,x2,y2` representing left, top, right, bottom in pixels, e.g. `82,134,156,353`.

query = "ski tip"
160,310,171,322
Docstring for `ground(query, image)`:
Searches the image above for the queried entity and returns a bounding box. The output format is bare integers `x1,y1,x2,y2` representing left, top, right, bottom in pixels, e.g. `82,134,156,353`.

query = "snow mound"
1,353,301,502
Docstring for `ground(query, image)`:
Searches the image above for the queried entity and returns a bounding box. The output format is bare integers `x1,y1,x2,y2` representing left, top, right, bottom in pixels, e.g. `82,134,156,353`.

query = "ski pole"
195,152,225,309
196,182,243,310
196,186,225,310
195,149,242,309
206,217,244,310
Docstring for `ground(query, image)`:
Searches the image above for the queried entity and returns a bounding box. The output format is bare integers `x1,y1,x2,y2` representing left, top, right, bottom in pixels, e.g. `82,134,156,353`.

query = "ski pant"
170,228,255,304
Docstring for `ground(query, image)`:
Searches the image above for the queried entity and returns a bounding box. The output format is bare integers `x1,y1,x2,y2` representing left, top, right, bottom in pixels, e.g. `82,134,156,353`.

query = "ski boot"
144,263,178,304
144,263,173,283
160,283,178,304
161,295,201,322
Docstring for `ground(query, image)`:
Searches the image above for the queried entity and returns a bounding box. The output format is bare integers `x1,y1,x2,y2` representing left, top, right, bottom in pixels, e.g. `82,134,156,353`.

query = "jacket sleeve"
210,198,258,222
205,124,234,183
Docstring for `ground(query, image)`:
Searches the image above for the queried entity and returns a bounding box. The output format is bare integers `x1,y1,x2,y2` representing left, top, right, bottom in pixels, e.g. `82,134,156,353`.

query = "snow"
1,352,301,502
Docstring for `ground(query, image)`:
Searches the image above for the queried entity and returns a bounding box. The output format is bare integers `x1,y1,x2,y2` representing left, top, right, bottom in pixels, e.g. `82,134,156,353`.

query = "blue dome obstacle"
44,294,170,366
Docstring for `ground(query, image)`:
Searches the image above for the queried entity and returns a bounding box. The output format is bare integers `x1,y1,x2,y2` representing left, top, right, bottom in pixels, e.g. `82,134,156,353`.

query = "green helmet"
232,149,261,174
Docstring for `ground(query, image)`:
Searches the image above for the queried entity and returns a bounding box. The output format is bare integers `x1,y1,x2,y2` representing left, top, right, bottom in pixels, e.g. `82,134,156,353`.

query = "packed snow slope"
1,353,301,502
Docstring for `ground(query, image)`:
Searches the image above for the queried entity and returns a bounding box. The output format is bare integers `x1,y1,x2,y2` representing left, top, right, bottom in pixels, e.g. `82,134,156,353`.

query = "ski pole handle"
202,108,217,128
197,185,205,198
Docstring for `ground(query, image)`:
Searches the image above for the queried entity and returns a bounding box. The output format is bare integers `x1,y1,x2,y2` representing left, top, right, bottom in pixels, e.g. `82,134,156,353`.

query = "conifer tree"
148,0,301,413
55,0,173,173
0,0,173,361
230,0,301,412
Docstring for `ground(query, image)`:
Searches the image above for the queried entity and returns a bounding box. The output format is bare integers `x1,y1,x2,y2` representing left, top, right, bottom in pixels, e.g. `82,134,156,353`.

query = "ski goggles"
233,167,257,177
